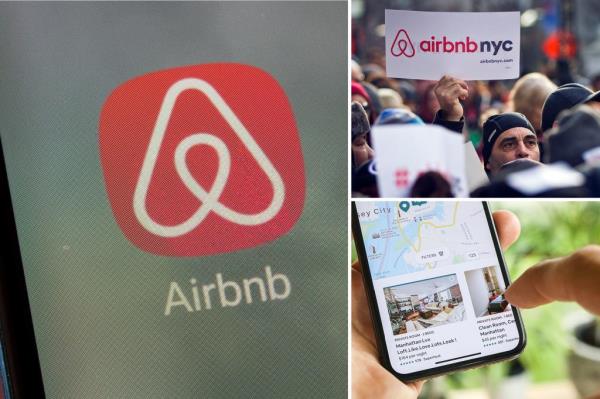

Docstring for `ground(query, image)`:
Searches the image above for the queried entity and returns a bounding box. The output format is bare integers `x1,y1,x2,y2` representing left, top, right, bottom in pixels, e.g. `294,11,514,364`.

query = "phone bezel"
0,138,47,398
351,200,527,382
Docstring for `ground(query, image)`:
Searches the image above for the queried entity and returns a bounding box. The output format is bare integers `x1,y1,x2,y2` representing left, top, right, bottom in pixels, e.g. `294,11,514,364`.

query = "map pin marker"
399,202,410,212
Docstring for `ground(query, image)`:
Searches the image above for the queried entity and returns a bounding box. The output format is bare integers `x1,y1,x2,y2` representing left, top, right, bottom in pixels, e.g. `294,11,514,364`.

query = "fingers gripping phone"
352,201,526,381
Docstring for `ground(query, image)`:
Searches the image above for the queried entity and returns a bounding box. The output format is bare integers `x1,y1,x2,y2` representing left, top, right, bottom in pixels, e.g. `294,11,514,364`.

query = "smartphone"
352,200,526,381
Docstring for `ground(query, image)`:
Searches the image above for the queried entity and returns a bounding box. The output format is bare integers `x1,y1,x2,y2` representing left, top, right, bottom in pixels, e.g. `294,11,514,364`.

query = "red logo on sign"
395,169,410,188
99,63,305,256
391,29,416,58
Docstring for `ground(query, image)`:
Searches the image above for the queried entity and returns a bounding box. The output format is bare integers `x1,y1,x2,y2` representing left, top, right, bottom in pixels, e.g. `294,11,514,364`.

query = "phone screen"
354,201,524,377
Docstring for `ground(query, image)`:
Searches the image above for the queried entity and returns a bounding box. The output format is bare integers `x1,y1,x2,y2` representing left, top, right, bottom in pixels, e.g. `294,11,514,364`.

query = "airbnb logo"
390,29,514,57
99,64,305,256
391,29,415,57
132,78,285,237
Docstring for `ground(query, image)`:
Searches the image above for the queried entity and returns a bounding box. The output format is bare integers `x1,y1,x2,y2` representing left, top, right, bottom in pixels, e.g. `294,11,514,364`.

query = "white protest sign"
372,125,468,197
385,10,520,80
464,141,489,191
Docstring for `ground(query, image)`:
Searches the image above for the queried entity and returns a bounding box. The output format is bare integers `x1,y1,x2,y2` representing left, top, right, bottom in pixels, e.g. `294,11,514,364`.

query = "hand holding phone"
352,260,425,399
352,201,526,388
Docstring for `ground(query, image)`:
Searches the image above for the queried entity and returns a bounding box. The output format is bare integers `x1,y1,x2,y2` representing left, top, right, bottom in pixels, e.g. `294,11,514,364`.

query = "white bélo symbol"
133,78,285,237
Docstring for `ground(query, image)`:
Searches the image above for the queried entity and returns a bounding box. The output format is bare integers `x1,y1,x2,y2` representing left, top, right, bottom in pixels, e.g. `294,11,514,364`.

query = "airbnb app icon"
390,29,415,57
99,63,305,256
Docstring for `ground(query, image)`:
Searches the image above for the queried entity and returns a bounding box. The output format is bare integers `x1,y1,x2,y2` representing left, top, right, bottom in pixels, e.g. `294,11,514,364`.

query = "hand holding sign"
434,75,469,122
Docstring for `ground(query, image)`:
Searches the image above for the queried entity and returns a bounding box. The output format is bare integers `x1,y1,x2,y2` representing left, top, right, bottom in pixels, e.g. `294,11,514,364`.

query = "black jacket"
432,110,464,134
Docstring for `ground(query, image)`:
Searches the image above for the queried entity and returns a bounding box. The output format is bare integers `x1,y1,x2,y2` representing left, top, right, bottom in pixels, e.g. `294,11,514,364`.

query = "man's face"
486,127,540,175
352,132,374,168
352,94,370,116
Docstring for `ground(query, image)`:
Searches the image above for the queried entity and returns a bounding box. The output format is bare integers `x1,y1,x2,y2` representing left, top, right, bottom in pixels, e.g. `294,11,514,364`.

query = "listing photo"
464,265,511,317
384,274,466,335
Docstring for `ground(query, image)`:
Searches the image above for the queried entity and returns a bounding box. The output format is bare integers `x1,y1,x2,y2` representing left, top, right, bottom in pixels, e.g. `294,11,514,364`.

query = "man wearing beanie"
482,112,540,176
351,101,374,171
541,83,593,132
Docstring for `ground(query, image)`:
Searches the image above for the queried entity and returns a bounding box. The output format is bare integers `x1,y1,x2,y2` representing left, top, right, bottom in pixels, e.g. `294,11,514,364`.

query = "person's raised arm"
432,75,469,134
434,75,468,121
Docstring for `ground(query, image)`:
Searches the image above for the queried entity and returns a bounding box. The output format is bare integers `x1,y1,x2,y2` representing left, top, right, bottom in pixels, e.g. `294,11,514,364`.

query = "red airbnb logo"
391,29,415,58
99,63,305,256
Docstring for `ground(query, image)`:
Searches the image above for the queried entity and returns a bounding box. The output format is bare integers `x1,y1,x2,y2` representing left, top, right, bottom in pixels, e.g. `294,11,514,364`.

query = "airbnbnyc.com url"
480,58,514,64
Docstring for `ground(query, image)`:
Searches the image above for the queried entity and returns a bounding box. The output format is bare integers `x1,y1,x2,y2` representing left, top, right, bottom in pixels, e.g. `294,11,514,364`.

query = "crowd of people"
351,51,600,197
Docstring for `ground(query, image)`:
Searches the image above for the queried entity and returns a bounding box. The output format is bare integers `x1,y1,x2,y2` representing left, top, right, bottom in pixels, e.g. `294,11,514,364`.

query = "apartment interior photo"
465,265,509,317
384,274,466,335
